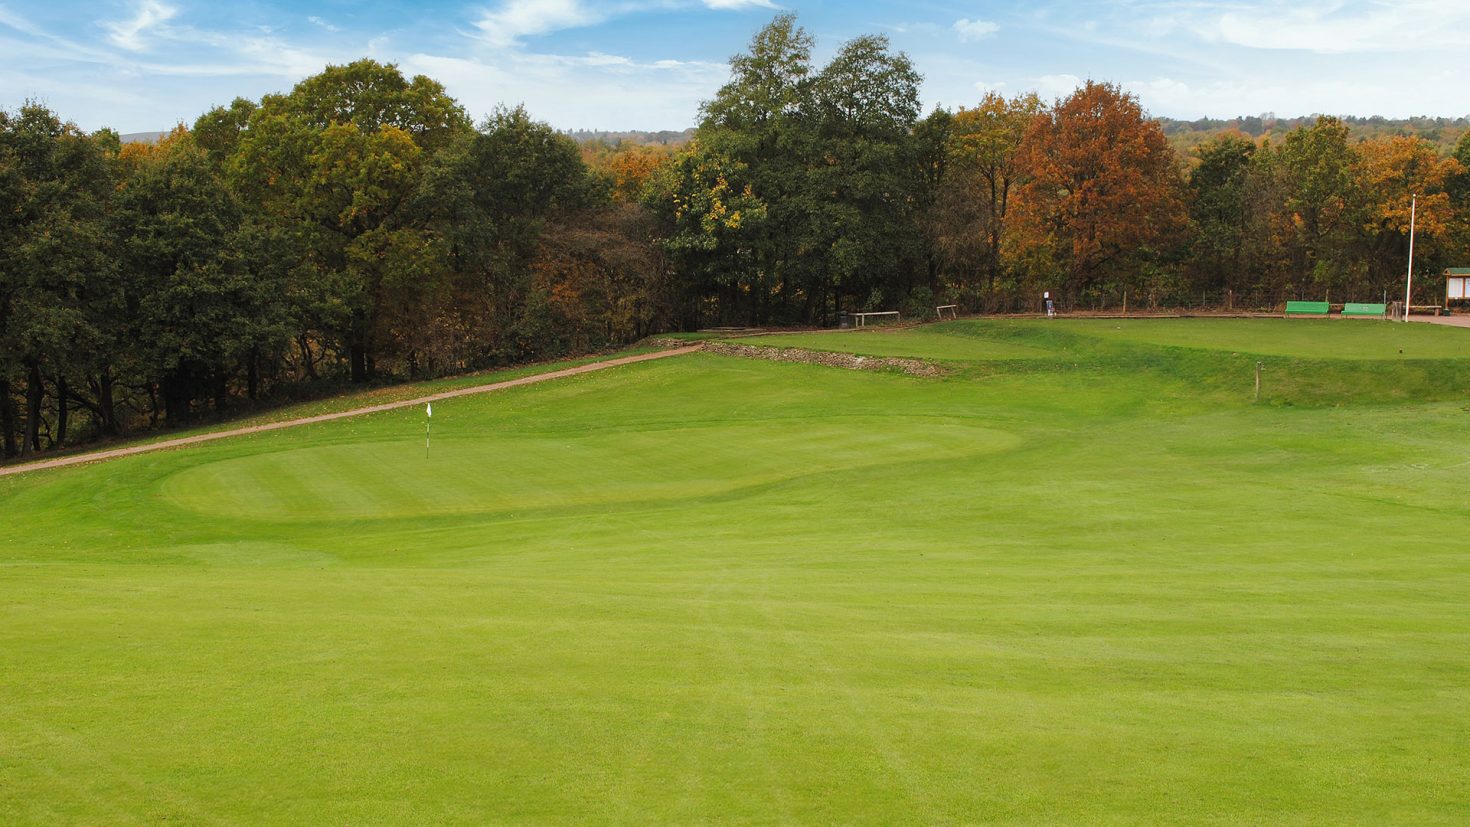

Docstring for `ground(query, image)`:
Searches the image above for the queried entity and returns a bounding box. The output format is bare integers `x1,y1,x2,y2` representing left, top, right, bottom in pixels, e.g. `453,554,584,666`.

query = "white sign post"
425,402,432,458
1403,194,1417,321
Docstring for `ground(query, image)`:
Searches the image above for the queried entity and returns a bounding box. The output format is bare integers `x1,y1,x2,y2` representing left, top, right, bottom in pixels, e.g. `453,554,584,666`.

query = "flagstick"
425,402,432,458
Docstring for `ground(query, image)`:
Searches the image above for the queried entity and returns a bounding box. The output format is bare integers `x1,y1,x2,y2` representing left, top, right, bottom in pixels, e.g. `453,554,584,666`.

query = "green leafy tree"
1236,140,1295,304
429,106,595,363
112,133,288,423
1188,133,1256,297
1276,116,1362,298
805,33,924,314
228,60,471,382
648,145,768,323
0,103,112,453
694,14,815,324
1445,131,1470,259
662,15,925,324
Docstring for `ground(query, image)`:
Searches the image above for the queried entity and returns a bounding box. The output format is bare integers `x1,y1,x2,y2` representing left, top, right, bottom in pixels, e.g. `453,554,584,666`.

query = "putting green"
163,417,1018,521
3,320,1469,824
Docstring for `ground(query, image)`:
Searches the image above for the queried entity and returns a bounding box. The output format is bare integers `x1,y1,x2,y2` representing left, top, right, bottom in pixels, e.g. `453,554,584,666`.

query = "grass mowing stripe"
1,320,1468,823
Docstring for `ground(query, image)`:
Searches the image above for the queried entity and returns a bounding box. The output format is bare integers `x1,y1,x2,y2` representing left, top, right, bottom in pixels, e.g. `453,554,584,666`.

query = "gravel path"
1413,314,1470,328
0,346,702,478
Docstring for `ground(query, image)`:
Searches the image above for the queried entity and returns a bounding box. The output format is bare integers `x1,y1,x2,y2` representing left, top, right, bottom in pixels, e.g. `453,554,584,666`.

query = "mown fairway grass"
3,319,1469,824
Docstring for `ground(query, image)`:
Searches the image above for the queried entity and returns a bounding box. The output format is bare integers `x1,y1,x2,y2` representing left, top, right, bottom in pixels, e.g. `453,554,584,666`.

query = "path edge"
0,345,701,478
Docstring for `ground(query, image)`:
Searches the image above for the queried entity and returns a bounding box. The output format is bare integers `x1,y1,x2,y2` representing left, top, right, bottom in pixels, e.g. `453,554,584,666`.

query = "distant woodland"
5,13,1470,458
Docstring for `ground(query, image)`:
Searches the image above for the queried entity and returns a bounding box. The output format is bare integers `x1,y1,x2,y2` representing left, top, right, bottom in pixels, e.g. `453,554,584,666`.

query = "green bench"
1284,301,1330,316
1342,302,1387,318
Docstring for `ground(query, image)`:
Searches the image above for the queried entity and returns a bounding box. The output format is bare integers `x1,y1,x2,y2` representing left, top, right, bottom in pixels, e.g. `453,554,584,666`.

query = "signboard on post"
1446,268,1470,307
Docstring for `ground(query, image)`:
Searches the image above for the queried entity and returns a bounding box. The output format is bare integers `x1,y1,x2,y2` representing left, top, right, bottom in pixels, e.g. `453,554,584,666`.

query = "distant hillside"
1157,115,1470,155
565,128,696,146
121,116,1470,157
565,118,1470,156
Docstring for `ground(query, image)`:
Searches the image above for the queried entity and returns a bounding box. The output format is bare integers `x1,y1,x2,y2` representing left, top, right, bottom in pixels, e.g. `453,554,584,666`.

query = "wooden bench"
848,311,900,328
1284,301,1330,317
1342,302,1387,318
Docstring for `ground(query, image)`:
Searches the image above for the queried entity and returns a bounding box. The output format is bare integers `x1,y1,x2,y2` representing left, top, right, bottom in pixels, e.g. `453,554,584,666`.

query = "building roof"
1446,268,1470,276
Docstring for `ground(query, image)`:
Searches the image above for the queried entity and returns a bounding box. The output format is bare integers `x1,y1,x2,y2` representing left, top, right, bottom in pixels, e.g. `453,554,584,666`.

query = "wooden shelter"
1446,268,1470,308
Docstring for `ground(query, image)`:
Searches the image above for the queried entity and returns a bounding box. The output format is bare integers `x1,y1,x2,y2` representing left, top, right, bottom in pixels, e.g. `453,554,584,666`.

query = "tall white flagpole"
1403,194,1417,321
425,402,432,458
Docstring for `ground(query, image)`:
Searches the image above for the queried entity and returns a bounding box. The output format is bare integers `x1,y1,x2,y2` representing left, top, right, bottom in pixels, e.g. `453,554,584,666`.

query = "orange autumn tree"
935,92,1044,302
1354,135,1464,295
1012,81,1185,303
584,142,677,203
115,124,189,175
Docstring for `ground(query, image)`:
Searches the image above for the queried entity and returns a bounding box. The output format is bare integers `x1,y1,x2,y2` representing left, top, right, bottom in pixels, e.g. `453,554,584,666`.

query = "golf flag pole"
1404,194,1417,321
425,402,432,458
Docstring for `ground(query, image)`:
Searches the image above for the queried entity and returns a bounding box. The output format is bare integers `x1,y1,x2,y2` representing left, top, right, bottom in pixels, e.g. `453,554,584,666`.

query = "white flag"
426,403,432,418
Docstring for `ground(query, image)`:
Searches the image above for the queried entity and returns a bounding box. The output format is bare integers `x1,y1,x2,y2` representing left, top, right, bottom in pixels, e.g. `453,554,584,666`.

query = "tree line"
1161,115,1469,155
2,61,674,458
655,16,1470,325
4,13,1470,458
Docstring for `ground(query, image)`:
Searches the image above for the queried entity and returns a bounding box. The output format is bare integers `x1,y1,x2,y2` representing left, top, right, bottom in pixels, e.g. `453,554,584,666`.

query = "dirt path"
0,346,702,478
1413,314,1470,328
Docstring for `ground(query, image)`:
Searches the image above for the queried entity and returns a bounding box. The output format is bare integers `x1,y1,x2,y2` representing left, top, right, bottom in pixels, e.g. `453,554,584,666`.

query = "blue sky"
2,0,1467,134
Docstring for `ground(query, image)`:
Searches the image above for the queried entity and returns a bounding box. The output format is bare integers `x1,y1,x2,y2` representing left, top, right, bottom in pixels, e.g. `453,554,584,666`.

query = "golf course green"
3,318,1468,824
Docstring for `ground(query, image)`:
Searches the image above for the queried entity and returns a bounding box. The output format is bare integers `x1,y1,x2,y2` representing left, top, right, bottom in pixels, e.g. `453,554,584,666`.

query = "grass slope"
2,320,1469,824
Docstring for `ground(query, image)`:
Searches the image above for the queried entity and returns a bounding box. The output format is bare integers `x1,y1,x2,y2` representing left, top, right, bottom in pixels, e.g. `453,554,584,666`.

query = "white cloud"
0,5,49,39
307,16,340,34
1034,73,1082,99
953,18,999,42
104,0,177,52
1175,0,1470,54
474,0,605,47
402,49,724,129
702,0,779,9
1124,77,1191,112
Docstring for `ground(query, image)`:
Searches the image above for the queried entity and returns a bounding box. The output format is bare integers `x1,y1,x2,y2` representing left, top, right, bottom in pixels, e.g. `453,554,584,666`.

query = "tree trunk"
98,369,118,436
349,307,372,383
247,347,260,400
349,340,368,383
24,361,44,455
146,383,160,429
55,374,69,448
297,335,318,380
162,373,191,425
0,377,16,458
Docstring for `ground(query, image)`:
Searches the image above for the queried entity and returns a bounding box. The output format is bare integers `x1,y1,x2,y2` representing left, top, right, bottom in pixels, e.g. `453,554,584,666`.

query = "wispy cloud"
473,0,780,47
474,0,606,47
953,18,999,42
7,0,1468,136
702,0,780,9
104,0,176,51
0,4,50,38
403,49,725,128
1034,73,1082,99
1144,0,1470,54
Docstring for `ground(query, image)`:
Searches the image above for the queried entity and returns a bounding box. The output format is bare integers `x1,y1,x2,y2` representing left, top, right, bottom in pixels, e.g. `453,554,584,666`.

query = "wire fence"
953,285,1445,317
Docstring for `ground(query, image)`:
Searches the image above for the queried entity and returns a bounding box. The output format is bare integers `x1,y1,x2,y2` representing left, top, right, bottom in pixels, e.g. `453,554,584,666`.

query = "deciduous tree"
1013,81,1185,302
